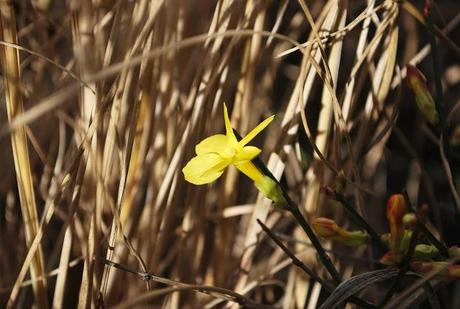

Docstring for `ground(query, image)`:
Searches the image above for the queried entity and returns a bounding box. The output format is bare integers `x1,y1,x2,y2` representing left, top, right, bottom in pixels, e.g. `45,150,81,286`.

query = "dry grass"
0,0,459,308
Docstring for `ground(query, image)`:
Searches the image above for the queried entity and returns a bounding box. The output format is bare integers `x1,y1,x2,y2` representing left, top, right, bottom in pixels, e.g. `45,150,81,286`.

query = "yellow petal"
182,153,230,185
235,161,264,184
238,115,274,147
195,134,233,157
233,146,261,165
223,103,238,145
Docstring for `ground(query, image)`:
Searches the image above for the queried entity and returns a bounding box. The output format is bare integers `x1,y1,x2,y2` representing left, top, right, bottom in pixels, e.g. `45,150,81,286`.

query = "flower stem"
257,219,375,308
234,129,341,283
288,205,342,284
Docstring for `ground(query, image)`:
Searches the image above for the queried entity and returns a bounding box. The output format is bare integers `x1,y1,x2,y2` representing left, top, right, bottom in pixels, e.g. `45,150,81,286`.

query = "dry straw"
1,0,459,308
0,2,48,308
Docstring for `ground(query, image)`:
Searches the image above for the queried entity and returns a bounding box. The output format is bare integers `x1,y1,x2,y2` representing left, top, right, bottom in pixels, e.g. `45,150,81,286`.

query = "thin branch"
103,259,272,309
331,192,388,252
257,219,376,308
238,131,342,284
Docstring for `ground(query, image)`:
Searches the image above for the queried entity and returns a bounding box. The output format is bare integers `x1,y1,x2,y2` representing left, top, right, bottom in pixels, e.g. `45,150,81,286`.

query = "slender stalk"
288,206,342,284
248,142,342,284
0,3,48,308
333,192,388,252
257,220,375,308
103,259,272,309
425,2,460,213
257,219,334,289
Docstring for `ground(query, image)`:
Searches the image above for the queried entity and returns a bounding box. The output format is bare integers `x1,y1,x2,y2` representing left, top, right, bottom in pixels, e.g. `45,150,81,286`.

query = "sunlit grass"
0,1,459,308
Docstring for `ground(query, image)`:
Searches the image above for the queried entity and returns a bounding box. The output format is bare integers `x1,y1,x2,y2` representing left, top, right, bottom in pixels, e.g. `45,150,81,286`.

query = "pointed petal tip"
222,103,237,142
238,113,275,147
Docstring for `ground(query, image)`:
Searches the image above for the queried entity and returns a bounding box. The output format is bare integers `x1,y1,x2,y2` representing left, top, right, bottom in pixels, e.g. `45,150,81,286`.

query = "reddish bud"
312,217,369,246
387,194,406,221
380,251,398,266
406,64,438,125
312,217,340,238
387,194,407,253
424,0,432,17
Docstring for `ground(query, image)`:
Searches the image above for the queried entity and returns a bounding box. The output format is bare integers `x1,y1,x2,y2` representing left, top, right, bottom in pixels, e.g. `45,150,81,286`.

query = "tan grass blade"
78,217,95,309
227,1,273,295
6,127,89,307
72,1,104,305
402,1,460,57
295,1,346,306
352,6,399,166
52,227,72,309
4,2,459,307
0,29,301,138
0,3,48,308
100,2,164,296
342,0,376,121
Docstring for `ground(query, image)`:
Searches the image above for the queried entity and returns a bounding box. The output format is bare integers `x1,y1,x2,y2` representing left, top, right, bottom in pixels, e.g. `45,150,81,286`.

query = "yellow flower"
182,104,286,205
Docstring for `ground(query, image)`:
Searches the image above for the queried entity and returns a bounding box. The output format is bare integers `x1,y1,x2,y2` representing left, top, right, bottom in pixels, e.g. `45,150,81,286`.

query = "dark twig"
425,2,460,213
273,232,381,265
287,205,342,284
235,130,342,284
103,259,272,309
257,219,376,308
332,192,388,252
257,219,333,289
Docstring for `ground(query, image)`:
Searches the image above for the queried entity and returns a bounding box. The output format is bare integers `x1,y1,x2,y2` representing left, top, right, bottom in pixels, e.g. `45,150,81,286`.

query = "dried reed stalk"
0,2,48,308
1,1,459,308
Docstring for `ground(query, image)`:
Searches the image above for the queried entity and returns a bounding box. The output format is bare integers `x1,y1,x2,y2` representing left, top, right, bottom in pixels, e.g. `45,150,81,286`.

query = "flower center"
220,146,236,159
